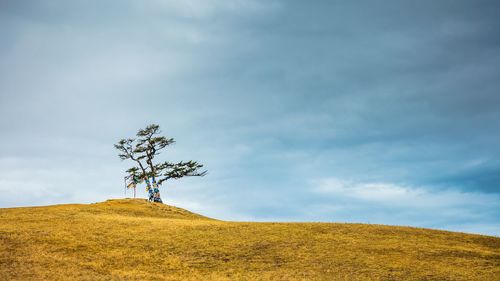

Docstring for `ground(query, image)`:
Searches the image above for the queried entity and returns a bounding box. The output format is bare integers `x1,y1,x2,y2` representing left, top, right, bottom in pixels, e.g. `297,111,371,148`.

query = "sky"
0,0,499,236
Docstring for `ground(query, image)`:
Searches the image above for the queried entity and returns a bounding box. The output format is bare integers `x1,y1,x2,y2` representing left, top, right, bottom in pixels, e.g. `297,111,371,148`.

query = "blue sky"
0,0,499,236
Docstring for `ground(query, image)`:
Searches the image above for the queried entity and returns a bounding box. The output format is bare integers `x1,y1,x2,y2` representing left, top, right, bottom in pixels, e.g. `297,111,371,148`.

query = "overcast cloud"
0,0,499,236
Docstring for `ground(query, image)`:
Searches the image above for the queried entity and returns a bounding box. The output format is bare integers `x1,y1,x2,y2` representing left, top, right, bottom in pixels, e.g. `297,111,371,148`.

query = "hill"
0,199,498,280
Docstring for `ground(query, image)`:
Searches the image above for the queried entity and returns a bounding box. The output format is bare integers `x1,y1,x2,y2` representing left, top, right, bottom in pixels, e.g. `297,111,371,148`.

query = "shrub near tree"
115,124,206,203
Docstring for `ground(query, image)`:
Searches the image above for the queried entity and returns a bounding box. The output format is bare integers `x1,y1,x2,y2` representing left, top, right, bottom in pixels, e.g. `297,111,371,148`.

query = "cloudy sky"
1,0,499,236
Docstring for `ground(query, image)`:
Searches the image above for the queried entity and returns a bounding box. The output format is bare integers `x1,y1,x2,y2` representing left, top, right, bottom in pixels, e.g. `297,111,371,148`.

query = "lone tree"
114,124,206,203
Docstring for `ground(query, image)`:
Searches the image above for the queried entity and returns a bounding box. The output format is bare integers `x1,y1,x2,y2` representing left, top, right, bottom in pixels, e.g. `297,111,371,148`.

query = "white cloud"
311,178,500,235
1,0,499,237
314,177,497,208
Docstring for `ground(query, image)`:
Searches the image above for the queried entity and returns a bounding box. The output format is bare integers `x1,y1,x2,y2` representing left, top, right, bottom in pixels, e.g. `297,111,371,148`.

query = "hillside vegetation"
0,199,498,280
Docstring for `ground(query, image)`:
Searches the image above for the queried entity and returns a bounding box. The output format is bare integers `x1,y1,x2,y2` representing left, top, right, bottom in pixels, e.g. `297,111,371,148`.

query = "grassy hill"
0,199,498,280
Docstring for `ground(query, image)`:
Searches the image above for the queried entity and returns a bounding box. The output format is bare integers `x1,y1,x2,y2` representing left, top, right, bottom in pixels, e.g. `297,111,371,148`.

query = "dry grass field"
0,199,498,280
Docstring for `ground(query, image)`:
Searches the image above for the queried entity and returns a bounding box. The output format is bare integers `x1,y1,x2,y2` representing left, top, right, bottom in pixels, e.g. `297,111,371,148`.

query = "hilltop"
0,199,498,280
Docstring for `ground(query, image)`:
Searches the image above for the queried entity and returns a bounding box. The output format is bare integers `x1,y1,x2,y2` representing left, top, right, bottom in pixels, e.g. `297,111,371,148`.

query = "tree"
114,124,206,202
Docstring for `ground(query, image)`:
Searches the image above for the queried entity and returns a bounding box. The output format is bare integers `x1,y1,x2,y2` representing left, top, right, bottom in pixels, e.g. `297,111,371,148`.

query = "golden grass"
0,199,498,280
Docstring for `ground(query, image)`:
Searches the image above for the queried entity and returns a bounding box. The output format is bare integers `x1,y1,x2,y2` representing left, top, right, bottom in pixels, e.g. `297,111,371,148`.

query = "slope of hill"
0,199,498,280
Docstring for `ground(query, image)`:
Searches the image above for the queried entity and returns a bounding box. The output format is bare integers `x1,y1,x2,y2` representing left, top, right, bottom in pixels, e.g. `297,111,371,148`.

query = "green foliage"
115,124,206,193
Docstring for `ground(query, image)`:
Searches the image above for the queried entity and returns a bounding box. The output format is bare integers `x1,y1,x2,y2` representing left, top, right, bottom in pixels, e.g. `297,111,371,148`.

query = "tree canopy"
115,124,206,201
